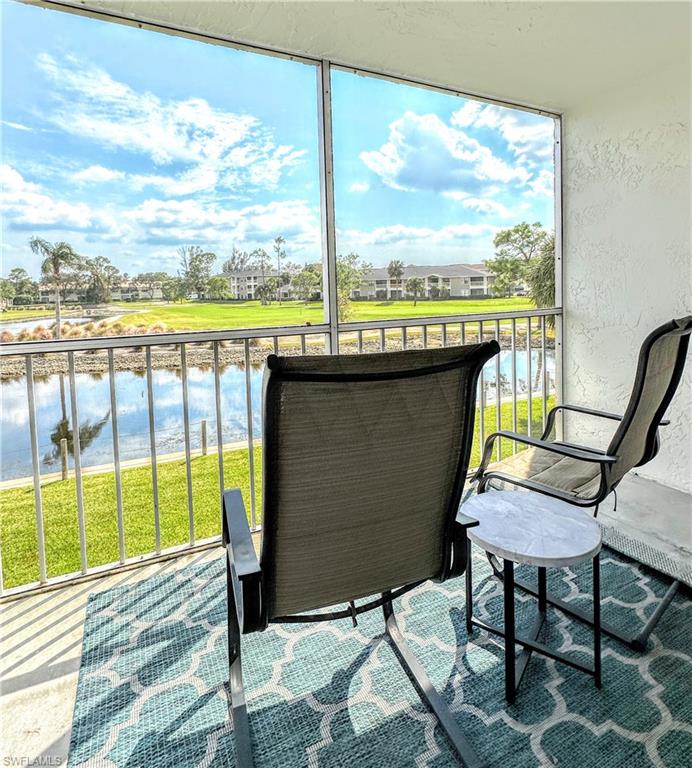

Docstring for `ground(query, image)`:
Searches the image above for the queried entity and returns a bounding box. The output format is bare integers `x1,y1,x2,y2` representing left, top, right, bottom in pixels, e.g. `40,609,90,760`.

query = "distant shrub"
0,330,16,343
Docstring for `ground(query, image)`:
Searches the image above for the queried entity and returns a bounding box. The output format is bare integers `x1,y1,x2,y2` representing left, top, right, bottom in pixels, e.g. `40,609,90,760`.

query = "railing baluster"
357,330,363,353
108,349,125,563
461,322,466,345
495,319,502,461
145,347,161,554
541,315,548,431
273,336,279,355
26,355,47,584
244,339,257,529
67,352,87,574
180,344,195,546
526,317,533,438
380,327,385,351
402,326,407,351
442,324,447,347
301,334,307,354
478,321,485,447
423,325,428,349
511,318,518,454
213,341,225,502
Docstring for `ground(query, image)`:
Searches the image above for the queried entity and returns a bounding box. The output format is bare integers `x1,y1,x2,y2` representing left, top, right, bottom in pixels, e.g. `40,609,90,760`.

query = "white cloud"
452,103,554,163
349,181,370,193
460,197,513,217
36,53,306,196
449,100,483,128
72,165,125,183
126,196,320,249
0,164,126,236
525,169,555,197
361,112,530,194
342,221,497,247
1,120,33,132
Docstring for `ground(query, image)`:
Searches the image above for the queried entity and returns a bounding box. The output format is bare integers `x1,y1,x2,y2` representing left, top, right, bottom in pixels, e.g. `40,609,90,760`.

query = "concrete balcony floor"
1,475,689,767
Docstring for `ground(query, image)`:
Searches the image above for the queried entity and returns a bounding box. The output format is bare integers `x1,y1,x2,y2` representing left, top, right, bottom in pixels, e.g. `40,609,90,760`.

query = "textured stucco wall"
562,59,691,492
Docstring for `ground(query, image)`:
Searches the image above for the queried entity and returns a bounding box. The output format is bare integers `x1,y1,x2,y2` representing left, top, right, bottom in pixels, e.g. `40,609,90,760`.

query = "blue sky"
1,1,555,279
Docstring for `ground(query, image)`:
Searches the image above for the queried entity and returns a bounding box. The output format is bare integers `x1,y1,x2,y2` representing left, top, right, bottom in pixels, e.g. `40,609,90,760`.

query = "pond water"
0,349,554,481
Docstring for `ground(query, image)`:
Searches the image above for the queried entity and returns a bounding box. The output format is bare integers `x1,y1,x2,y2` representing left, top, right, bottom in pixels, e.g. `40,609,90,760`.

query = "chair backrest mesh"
260,343,498,619
606,316,691,488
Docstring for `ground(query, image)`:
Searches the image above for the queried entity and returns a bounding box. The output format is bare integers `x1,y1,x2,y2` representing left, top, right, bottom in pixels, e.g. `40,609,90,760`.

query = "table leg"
538,567,547,613
504,559,516,703
465,538,473,635
593,553,602,688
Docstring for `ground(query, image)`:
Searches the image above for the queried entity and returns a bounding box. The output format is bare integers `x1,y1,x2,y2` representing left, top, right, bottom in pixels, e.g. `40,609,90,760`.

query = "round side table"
462,490,603,703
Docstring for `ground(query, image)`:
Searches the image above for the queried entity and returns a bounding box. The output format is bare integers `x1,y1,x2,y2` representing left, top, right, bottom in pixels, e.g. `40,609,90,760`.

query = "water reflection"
0,351,553,481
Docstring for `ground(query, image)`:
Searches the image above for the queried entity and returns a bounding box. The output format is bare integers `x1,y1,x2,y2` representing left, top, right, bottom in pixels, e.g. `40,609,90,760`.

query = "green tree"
178,245,216,298
493,221,550,263
291,264,320,303
29,238,81,338
8,267,37,302
0,278,15,305
255,278,278,306
135,271,169,300
84,256,120,304
207,275,230,300
486,221,552,298
525,233,556,316
161,275,188,303
405,276,425,305
273,236,286,304
222,247,254,274
251,248,271,284
487,254,525,297
387,259,405,298
336,252,371,321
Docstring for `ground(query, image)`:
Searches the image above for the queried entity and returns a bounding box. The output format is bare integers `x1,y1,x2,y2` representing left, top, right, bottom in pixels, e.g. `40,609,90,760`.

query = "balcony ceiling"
83,0,689,112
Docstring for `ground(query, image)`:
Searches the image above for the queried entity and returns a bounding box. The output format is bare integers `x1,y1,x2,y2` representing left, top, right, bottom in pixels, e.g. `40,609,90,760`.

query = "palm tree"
387,259,405,299
30,238,81,339
273,236,286,304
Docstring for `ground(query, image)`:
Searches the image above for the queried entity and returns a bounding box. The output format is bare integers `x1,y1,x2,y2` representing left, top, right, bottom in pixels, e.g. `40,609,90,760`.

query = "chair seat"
486,446,602,501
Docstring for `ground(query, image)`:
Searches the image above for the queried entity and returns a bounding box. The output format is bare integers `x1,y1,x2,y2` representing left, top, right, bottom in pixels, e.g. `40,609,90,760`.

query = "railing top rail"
0,307,562,356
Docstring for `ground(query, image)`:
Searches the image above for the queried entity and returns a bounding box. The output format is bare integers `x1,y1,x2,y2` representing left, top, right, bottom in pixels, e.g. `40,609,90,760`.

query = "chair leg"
227,558,254,768
382,594,485,768
510,570,680,652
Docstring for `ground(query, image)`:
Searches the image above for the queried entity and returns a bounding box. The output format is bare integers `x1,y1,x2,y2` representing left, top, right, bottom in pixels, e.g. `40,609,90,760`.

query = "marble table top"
462,490,602,568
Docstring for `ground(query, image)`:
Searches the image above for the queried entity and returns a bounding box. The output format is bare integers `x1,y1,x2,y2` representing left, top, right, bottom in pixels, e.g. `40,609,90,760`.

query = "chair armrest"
472,430,618,484
544,403,669,438
222,489,264,632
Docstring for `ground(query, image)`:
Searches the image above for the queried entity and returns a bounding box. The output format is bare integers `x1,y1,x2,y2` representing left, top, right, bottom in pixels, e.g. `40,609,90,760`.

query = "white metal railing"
0,307,561,597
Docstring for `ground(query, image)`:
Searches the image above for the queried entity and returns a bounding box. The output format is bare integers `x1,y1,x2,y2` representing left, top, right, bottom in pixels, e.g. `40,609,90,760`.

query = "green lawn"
111,297,535,331
0,308,54,321
0,395,553,589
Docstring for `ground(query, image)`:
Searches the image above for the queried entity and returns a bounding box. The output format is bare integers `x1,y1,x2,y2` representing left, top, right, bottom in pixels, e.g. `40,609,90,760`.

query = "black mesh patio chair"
472,315,692,650
222,342,499,768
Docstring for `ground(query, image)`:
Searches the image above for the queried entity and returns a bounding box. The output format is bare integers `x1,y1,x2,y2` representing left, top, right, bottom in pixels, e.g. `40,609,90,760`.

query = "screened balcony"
1,2,690,767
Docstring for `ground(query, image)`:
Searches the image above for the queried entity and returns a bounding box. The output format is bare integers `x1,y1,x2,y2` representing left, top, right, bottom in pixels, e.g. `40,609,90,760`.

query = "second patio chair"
222,341,499,768
472,315,692,650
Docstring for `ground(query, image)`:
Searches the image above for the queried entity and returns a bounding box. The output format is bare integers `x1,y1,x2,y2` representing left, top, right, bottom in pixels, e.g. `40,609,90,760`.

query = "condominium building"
224,263,503,301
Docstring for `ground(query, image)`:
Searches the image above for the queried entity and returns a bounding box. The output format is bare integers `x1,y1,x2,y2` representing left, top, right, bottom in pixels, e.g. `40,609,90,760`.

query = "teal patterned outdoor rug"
69,548,691,767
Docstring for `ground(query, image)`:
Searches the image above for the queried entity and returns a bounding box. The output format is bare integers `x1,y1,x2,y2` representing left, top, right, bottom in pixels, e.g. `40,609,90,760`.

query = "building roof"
363,263,490,280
